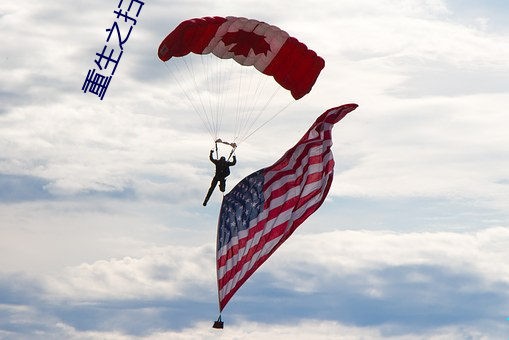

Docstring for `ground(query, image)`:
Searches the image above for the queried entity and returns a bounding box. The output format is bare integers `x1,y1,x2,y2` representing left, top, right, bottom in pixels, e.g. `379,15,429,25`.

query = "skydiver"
203,149,237,206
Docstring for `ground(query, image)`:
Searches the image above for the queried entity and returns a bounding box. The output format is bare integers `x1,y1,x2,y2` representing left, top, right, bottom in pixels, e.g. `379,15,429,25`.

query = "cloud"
1,225,509,338
0,227,502,338
270,227,509,287
330,93,509,209
1,309,503,340
43,244,216,302
55,319,505,340
234,228,509,334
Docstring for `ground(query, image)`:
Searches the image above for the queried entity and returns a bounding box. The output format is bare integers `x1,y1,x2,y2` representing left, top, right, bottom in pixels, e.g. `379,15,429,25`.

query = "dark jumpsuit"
203,151,236,206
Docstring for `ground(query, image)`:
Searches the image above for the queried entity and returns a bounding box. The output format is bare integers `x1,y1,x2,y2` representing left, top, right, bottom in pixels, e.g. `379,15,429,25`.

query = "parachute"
158,16,325,147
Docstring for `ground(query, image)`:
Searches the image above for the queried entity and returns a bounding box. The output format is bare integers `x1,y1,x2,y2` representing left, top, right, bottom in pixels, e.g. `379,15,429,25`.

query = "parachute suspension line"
163,55,298,148
213,56,222,140
163,61,215,141
181,57,217,141
215,57,235,142
231,64,277,146
240,99,295,144
233,63,245,144
237,65,253,140
201,54,224,140
236,66,264,143
239,77,282,142
201,55,237,143
200,54,216,140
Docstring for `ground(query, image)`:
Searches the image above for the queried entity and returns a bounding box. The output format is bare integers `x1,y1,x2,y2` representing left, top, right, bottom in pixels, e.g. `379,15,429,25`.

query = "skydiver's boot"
203,182,216,206
203,190,212,206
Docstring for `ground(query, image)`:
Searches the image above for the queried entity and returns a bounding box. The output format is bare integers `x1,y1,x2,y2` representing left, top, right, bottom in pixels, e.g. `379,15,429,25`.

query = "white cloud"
44,244,216,302
142,320,501,340
330,93,509,209
267,227,509,293
36,227,509,315
0,199,219,277
1,226,508,338
5,317,503,340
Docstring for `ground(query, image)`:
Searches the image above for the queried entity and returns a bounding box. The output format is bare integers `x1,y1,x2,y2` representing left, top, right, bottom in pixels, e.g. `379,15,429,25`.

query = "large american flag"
216,104,358,311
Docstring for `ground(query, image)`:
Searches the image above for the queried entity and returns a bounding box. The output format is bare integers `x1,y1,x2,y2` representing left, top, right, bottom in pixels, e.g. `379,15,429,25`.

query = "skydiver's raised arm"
229,156,237,166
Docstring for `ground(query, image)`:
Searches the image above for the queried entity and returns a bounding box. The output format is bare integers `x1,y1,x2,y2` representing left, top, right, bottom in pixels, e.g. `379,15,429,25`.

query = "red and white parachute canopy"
158,16,325,146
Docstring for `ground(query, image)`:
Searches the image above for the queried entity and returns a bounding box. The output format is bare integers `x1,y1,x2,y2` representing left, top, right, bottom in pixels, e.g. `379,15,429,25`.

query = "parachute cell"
158,16,325,100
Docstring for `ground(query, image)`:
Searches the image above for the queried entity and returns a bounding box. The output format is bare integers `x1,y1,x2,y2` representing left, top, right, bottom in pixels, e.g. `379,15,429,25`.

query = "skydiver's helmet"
220,157,226,162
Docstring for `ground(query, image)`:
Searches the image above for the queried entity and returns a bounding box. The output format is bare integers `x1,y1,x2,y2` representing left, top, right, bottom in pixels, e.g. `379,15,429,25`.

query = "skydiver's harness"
214,138,237,161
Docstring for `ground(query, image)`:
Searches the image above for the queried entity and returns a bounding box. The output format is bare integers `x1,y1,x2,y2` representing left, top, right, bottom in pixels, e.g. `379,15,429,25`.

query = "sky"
1,0,509,339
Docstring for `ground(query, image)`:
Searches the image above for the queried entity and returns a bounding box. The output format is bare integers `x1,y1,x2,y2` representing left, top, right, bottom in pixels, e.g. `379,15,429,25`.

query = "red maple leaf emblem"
221,30,271,57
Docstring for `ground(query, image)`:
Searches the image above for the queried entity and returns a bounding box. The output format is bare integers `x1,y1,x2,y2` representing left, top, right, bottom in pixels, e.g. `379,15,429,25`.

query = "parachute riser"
227,147,236,162
215,138,237,161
